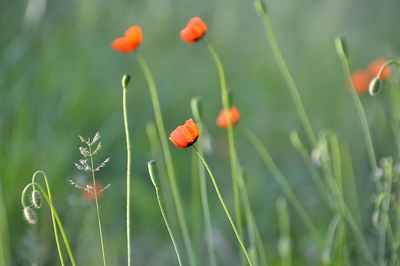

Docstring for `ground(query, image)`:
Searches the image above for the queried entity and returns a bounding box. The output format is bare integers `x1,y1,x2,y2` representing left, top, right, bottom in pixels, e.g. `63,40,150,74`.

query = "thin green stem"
338,55,380,191
148,161,183,266
254,2,316,146
191,98,217,266
88,146,107,266
206,42,244,259
276,198,291,266
376,60,400,79
122,75,132,266
193,146,253,266
137,54,196,266
245,128,321,241
0,183,10,266
31,171,65,266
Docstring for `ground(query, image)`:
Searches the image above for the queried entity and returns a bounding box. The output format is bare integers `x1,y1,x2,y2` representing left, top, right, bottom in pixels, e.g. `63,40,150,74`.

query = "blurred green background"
1,0,400,265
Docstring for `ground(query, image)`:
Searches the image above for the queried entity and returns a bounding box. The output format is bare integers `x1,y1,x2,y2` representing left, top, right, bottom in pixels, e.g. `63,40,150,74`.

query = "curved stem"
88,146,107,266
31,171,65,266
206,42,244,257
193,146,253,266
137,54,197,266
122,77,132,266
376,60,400,79
254,2,316,146
22,181,76,266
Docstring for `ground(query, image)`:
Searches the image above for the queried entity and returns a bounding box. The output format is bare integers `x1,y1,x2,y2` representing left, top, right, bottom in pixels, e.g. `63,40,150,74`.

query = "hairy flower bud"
369,77,383,96
23,207,37,225
31,190,42,209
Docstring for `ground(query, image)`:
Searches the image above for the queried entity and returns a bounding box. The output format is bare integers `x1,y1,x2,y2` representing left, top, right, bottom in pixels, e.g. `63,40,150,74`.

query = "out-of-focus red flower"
368,58,391,80
169,119,199,148
111,25,143,53
180,17,207,43
351,70,372,94
216,107,240,128
82,181,104,201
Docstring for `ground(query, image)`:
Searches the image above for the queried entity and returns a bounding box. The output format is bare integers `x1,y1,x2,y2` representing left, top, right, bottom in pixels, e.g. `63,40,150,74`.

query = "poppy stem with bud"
147,161,183,266
21,172,76,266
136,54,197,266
192,145,254,266
122,74,133,266
369,60,400,96
254,0,317,146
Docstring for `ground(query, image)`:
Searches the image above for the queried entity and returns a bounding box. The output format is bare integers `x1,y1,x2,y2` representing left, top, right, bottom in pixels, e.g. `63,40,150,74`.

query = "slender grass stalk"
148,161,183,266
254,1,316,146
21,180,76,266
206,41,244,257
0,182,10,266
238,169,269,266
244,128,321,241
88,145,107,266
276,198,291,266
122,74,133,266
191,97,217,266
193,146,253,266
191,151,202,256
136,54,196,266
31,171,65,266
335,40,380,192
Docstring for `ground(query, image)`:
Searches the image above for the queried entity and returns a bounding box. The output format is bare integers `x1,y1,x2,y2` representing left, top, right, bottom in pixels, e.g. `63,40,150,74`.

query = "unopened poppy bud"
368,77,382,96
147,160,158,188
31,190,42,209
122,74,131,89
289,131,302,150
334,37,348,60
254,0,267,14
23,207,37,225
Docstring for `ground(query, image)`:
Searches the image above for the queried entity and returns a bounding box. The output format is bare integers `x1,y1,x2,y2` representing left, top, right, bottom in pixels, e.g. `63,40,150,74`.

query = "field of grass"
1,0,400,265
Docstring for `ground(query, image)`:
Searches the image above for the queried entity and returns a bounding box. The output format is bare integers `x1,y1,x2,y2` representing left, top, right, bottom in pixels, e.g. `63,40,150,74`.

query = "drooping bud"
368,77,383,96
190,97,203,123
147,160,158,188
31,190,42,209
334,37,348,60
122,74,131,89
23,207,37,225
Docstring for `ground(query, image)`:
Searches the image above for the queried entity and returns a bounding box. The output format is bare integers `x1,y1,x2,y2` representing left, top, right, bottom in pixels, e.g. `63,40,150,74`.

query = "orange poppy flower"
368,58,391,80
351,70,372,94
82,181,104,201
169,118,200,148
111,25,143,53
216,107,240,128
180,17,207,43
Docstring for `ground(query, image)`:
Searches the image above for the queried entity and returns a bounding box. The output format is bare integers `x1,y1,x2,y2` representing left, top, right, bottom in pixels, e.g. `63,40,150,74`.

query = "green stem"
148,161,183,266
338,55,380,192
122,76,132,266
0,183,10,266
245,128,321,241
193,146,253,266
31,171,65,266
191,98,217,266
88,146,107,266
137,54,196,266
254,2,316,146
276,198,291,266
206,42,244,259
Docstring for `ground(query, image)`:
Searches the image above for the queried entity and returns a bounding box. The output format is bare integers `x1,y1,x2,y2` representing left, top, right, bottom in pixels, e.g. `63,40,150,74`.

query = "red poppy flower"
368,58,391,80
82,181,104,201
111,25,143,53
180,17,207,43
169,118,200,148
216,107,240,128
351,70,372,94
